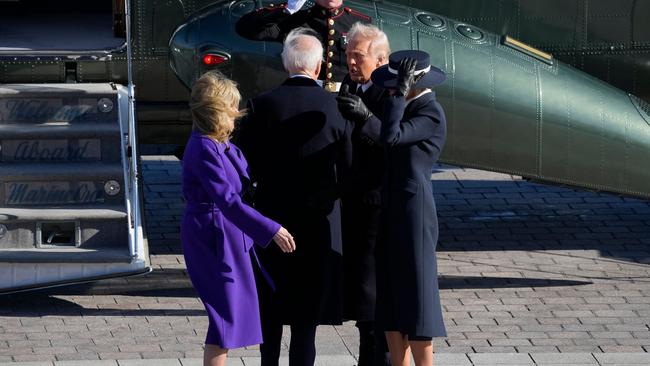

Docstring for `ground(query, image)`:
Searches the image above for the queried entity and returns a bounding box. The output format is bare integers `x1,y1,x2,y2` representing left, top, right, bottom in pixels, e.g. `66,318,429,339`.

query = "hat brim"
370,64,446,89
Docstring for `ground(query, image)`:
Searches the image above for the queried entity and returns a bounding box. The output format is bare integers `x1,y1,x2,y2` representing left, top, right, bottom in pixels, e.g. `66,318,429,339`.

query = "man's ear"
314,62,322,79
376,56,386,69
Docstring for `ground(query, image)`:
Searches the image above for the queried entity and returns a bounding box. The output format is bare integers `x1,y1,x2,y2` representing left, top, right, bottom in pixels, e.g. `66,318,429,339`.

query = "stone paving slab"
1,353,649,366
1,158,649,363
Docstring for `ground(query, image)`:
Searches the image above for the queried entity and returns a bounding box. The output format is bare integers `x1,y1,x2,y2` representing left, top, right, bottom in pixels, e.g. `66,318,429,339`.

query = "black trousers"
357,321,391,366
260,316,318,366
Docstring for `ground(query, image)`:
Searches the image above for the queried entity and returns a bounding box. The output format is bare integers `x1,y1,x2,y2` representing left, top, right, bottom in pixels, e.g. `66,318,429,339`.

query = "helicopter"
0,0,648,293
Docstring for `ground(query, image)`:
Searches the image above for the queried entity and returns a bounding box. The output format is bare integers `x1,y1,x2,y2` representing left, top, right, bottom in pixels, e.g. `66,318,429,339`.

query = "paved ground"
1,156,649,365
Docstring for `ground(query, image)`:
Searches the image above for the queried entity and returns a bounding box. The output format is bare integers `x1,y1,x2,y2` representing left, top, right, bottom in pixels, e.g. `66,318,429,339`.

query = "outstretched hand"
396,57,418,97
273,226,296,253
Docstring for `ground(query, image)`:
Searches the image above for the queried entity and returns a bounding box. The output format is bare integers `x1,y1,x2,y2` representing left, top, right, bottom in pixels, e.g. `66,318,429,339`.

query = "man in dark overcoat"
236,0,371,92
334,23,391,366
236,28,352,366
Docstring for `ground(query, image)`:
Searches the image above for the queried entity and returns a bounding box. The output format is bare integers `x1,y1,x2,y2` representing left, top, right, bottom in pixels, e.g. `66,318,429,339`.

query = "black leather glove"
395,57,418,97
336,84,373,122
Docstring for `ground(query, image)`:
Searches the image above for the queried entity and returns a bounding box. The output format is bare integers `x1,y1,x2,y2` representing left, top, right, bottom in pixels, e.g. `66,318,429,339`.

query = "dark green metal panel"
538,68,571,181
447,41,493,167
634,1,650,44
1,62,64,83
518,0,580,48
151,0,187,54
391,0,650,104
76,61,113,83
490,56,539,174
376,3,414,51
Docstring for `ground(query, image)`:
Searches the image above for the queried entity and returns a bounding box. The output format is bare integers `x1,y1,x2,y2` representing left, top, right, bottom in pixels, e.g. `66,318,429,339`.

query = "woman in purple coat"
181,72,296,366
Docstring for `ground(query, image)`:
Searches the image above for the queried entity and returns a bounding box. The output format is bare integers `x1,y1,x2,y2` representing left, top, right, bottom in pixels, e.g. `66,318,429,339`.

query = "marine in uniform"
236,0,371,92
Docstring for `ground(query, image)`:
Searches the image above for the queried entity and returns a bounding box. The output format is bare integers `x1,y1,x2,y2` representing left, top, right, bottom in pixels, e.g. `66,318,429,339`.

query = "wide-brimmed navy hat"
371,50,446,89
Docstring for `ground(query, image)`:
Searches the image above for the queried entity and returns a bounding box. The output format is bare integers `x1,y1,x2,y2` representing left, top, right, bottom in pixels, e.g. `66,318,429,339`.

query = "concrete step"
0,83,119,124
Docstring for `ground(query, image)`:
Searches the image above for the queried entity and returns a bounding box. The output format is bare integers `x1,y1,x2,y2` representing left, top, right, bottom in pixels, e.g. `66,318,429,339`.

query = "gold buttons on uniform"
324,82,336,92
327,62,332,69
329,29,335,36
327,73,332,79
328,19,334,25
328,40,334,46
328,51,333,57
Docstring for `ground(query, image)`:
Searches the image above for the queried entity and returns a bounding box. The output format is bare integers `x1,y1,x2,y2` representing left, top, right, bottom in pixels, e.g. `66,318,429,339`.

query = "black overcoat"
372,91,448,338
236,77,352,325
339,76,387,321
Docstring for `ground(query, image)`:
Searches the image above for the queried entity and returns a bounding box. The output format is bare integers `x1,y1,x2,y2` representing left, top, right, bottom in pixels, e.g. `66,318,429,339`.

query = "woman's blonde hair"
189,72,244,143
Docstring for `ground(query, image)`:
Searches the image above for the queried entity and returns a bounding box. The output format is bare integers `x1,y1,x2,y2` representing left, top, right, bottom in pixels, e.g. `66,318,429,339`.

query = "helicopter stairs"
0,83,149,294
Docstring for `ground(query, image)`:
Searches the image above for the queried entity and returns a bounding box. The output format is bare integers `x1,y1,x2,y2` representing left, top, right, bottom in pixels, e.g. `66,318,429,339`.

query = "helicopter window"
502,36,553,65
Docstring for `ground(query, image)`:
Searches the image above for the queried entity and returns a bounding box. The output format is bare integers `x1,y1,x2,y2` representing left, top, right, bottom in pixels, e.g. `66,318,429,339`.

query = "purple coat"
180,131,280,348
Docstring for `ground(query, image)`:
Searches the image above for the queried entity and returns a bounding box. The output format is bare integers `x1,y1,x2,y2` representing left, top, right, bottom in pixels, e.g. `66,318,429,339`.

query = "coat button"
327,62,332,68
329,29,335,35
328,19,334,25
327,73,333,79
328,40,334,46
328,51,334,57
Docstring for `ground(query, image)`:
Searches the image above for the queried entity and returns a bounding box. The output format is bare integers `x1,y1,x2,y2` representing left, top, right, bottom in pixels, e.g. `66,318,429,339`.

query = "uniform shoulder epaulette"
344,7,372,22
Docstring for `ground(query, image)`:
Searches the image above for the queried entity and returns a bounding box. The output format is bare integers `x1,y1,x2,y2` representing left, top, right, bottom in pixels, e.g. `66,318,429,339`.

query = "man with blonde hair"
336,22,392,366
237,28,352,366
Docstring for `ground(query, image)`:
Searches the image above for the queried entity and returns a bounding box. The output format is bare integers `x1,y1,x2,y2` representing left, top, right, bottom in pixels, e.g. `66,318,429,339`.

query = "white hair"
281,28,324,74
347,22,391,62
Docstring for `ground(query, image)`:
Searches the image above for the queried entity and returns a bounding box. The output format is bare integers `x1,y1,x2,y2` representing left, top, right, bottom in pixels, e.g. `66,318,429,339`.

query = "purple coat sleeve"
197,143,281,248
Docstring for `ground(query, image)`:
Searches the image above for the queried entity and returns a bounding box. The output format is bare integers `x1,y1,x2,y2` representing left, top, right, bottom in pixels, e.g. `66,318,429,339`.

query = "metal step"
0,122,119,138
0,206,127,221
0,247,132,263
0,83,119,124
0,162,123,180
0,82,149,293
0,163,125,206
0,206,128,250
0,135,122,164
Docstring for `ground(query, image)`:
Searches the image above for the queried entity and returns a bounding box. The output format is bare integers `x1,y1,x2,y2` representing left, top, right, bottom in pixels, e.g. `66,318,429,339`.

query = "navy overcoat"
236,77,352,324
373,91,447,338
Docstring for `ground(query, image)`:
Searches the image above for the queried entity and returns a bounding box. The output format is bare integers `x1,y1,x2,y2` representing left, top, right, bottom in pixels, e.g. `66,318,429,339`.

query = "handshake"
336,84,373,123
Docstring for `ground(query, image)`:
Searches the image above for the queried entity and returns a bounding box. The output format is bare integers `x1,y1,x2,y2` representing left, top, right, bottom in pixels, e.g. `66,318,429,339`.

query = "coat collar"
405,90,436,113
191,130,251,183
343,74,386,103
281,77,321,87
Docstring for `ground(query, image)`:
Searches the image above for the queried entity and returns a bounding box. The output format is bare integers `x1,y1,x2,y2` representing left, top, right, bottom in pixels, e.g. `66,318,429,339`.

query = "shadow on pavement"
438,275,591,289
0,269,593,316
432,176,650,265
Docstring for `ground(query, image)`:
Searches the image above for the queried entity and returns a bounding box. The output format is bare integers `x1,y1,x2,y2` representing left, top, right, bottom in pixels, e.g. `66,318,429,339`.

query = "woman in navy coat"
181,72,296,366
370,51,447,366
